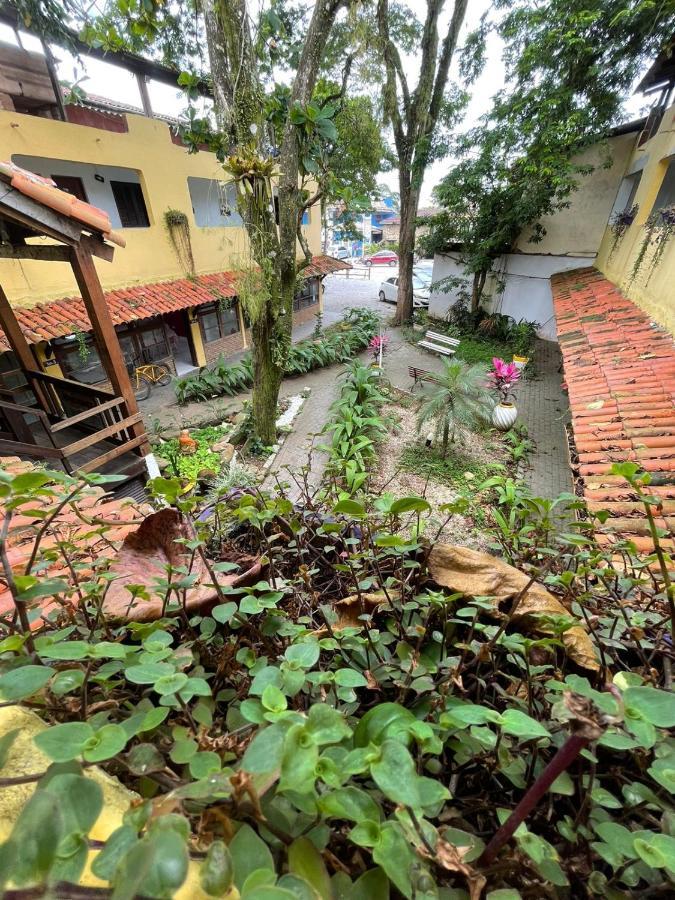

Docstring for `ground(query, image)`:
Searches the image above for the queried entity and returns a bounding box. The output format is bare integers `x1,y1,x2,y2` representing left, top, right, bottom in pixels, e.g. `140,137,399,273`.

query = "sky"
0,1,653,205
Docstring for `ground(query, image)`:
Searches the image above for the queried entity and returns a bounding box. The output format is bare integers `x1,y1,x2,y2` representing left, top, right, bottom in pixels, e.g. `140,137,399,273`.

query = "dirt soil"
371,402,510,550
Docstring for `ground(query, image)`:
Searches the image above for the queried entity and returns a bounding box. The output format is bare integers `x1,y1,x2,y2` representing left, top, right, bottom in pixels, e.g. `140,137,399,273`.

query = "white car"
378,274,430,308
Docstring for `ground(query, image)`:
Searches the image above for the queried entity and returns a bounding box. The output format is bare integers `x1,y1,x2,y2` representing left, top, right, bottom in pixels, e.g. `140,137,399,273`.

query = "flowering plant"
489,357,520,403
369,334,389,361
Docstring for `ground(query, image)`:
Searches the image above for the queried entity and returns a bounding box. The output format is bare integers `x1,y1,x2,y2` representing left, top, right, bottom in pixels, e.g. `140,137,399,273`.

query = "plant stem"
478,734,588,867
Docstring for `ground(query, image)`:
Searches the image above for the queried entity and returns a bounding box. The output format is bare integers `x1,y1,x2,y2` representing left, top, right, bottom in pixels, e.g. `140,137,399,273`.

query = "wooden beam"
69,245,149,456
0,189,81,244
0,244,71,261
0,284,40,373
77,433,148,474
50,396,124,432
61,413,143,457
80,234,115,263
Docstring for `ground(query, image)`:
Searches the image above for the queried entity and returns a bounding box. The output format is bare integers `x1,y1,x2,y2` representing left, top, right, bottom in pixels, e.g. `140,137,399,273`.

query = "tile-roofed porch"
0,255,350,349
551,267,675,554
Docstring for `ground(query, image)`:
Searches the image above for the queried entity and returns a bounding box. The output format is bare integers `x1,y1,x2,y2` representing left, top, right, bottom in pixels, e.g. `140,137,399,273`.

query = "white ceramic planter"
492,402,518,430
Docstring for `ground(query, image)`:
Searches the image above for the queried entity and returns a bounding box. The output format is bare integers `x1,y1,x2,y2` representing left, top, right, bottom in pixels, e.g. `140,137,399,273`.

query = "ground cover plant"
158,424,231,481
175,309,379,405
0,457,673,898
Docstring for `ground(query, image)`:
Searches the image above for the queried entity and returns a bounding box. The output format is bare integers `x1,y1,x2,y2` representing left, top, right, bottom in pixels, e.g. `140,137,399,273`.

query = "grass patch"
399,444,499,488
455,335,513,366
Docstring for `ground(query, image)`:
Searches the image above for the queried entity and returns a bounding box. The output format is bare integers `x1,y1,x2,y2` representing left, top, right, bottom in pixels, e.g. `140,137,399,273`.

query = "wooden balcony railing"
0,370,147,476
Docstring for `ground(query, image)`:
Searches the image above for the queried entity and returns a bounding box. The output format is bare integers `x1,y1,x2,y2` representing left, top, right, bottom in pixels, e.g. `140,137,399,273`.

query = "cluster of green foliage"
423,1,675,308
175,309,379,405
0,461,674,897
414,309,538,365
159,425,231,482
323,361,388,494
415,358,494,456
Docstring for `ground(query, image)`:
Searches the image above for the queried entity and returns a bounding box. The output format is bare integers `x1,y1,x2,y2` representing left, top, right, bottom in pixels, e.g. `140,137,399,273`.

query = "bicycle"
130,363,172,401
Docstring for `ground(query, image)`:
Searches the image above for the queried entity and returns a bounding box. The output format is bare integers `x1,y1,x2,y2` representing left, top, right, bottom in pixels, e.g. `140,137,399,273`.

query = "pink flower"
489,357,520,402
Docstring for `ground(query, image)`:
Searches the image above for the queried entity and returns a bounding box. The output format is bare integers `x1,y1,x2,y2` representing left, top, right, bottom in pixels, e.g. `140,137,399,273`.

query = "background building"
0,24,344,399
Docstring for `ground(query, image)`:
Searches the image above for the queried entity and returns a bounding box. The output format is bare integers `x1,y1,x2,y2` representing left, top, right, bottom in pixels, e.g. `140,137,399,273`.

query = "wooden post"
137,74,153,117
69,246,149,453
0,284,51,411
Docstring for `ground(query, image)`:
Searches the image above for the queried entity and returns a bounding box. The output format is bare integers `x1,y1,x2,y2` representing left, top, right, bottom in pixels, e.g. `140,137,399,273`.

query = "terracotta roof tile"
0,256,349,351
0,161,125,248
0,457,150,628
551,267,675,554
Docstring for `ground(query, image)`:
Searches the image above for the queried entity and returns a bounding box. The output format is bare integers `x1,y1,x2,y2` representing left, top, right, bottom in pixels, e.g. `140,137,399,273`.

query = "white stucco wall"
429,252,597,341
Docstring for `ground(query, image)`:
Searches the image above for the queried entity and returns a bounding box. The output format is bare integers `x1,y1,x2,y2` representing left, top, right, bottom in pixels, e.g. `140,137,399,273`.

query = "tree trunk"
250,312,283,446
395,183,421,325
471,269,487,315
442,420,449,457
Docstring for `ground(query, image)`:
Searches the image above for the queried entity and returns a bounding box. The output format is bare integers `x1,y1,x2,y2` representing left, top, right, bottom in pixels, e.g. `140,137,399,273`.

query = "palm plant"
416,359,493,456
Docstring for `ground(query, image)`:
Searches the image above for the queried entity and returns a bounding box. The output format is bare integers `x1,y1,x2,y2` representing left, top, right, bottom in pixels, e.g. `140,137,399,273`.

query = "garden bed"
371,401,510,547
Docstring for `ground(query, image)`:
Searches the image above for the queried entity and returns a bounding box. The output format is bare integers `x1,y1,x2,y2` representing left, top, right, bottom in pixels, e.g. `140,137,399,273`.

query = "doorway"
164,310,196,376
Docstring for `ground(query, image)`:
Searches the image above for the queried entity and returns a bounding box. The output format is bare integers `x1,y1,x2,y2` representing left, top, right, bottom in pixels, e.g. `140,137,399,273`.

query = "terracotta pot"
492,402,518,430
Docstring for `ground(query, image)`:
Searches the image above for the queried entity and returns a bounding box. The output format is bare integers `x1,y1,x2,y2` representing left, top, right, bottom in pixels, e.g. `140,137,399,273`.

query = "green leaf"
212,602,238,624
390,496,431,515
16,577,69,602
262,684,287,713
0,665,52,701
200,841,234,896
370,741,423,808
353,703,415,748
499,710,550,741
5,788,63,885
83,724,128,763
189,751,221,779
43,774,103,882
306,705,351,745
229,823,274,891
154,673,189,696
319,786,382,823
288,836,332,899
39,640,89,660
241,724,285,773
125,662,174,684
51,669,85,697
34,722,94,762
351,867,390,900
126,743,166,775
112,828,188,899
334,668,368,688
633,837,666,868
350,820,382,847
92,825,138,882
0,728,20,770
372,822,416,898
333,499,366,518
280,724,318,794
623,687,675,728
170,738,198,764
285,642,320,669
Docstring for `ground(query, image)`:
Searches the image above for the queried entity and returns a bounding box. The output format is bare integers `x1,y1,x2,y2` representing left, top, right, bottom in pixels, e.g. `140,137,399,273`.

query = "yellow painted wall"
515,133,638,257
595,105,675,334
0,108,321,308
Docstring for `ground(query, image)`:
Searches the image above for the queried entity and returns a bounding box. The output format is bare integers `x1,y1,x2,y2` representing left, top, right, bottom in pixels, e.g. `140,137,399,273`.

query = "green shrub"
175,308,379,404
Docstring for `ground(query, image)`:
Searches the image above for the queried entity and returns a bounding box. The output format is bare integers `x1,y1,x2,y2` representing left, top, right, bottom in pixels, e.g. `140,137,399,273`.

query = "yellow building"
594,51,675,335
0,33,341,395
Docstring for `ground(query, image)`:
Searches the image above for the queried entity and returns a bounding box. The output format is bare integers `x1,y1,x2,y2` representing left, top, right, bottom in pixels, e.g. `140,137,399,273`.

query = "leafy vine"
608,203,638,260
630,205,675,283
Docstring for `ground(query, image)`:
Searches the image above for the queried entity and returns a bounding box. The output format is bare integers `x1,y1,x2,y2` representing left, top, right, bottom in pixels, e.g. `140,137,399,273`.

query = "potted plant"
369,334,389,371
489,357,520,430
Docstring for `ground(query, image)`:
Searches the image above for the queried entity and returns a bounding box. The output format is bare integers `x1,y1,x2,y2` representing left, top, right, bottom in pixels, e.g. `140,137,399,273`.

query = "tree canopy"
423,0,675,311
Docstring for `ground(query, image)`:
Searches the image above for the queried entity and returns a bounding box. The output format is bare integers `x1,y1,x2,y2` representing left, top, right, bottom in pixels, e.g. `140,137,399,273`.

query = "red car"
362,249,398,267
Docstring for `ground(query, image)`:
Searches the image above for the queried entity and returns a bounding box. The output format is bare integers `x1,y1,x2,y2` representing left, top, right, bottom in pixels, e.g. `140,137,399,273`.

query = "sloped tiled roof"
0,161,125,248
0,256,350,349
552,267,675,554
0,457,149,628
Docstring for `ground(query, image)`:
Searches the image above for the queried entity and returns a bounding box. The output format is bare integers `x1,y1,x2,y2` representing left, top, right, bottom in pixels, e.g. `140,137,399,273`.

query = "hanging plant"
72,328,90,363
630,205,675,283
608,204,638,259
164,208,196,276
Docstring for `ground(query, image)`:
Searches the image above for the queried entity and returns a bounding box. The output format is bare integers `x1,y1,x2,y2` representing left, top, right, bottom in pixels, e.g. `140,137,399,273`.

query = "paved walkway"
516,340,573,499
142,274,573,501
